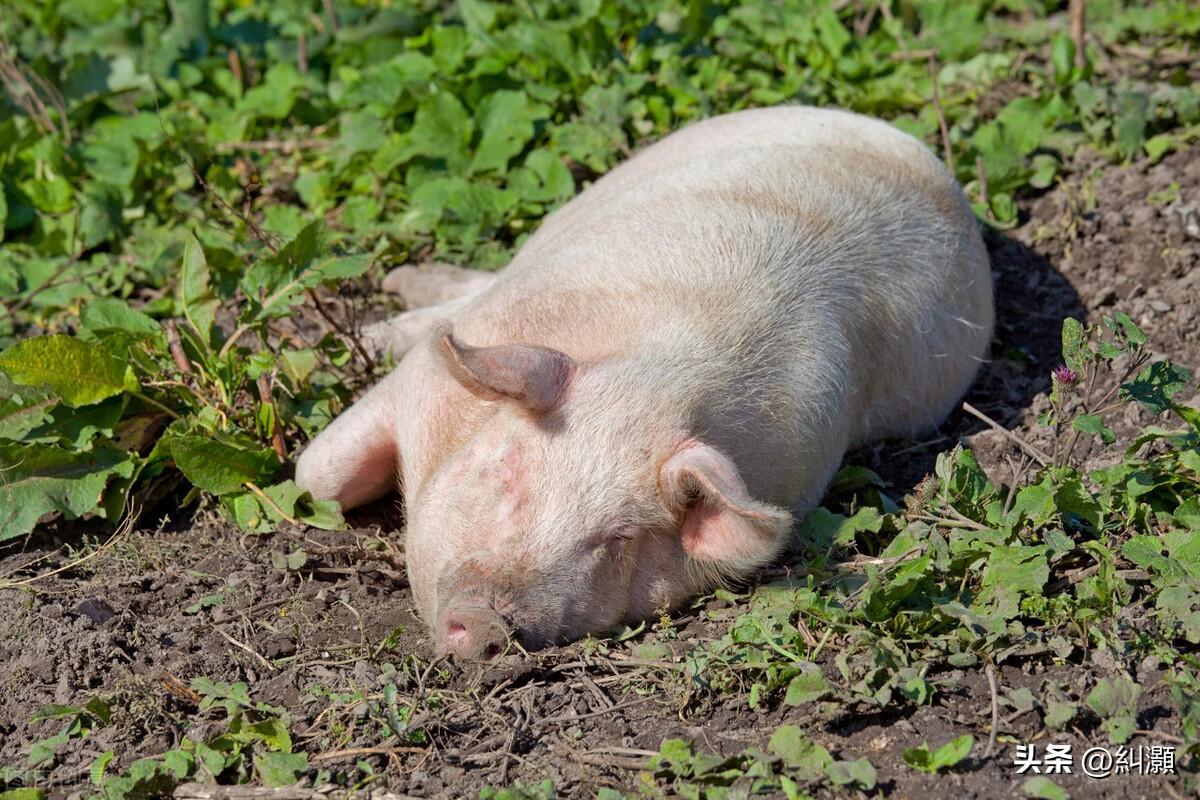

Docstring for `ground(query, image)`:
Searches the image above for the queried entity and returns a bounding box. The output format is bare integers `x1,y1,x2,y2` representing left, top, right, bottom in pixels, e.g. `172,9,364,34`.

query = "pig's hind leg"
365,268,497,359
381,263,496,309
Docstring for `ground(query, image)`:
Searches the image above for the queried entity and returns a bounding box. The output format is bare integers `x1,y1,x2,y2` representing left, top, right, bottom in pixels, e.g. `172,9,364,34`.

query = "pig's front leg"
295,366,405,508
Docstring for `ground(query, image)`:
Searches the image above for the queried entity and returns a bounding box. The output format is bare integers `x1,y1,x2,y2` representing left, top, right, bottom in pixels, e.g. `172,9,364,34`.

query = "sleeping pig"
295,106,993,660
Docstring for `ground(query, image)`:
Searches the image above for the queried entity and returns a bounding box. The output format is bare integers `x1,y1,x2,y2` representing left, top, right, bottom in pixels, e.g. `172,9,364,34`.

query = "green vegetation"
2,0,1199,537
10,680,308,798
1,0,1199,797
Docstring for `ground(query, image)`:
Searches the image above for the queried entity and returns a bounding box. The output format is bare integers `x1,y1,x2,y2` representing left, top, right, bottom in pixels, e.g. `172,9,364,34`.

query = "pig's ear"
660,442,793,567
439,331,574,413
295,369,402,510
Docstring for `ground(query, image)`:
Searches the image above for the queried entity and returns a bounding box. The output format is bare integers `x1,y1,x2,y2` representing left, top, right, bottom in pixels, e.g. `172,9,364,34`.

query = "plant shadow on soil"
851,227,1086,500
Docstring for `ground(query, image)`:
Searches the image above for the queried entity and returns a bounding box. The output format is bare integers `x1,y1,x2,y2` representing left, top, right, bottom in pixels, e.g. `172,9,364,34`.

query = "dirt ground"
2,146,1198,798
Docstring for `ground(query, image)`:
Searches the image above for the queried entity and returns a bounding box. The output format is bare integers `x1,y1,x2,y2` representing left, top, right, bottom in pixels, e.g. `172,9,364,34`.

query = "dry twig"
983,663,999,758
927,51,956,174
962,401,1051,466
1069,0,1087,69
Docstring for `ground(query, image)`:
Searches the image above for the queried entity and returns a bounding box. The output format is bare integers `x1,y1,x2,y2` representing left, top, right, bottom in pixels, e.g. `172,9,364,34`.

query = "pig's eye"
599,527,635,557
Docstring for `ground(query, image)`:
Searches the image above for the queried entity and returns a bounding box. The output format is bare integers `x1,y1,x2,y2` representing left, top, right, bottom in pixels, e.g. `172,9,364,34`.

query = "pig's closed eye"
598,527,635,557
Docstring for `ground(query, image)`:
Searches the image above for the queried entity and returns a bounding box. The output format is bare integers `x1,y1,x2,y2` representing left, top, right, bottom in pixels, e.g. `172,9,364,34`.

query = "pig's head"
399,331,795,660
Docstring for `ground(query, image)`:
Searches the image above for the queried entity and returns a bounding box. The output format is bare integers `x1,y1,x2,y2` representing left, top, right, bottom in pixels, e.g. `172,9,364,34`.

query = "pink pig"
296,107,993,660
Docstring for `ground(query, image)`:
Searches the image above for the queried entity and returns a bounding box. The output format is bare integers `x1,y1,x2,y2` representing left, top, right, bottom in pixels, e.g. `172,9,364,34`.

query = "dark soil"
2,147,1197,799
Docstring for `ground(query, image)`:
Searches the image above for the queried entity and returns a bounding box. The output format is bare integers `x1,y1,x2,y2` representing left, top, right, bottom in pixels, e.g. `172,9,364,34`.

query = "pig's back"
461,106,993,448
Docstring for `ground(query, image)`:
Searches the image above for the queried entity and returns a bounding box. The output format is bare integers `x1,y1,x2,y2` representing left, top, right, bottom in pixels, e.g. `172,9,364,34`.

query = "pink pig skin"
296,106,993,660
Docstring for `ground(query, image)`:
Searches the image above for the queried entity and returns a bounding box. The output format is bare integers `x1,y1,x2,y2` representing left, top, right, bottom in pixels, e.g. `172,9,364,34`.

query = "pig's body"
297,106,993,659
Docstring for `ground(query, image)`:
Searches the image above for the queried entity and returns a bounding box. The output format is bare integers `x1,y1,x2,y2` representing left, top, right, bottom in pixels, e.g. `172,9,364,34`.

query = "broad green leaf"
0,789,47,800
90,750,114,786
0,375,56,440
1060,317,1086,374
1043,697,1077,729
1107,311,1147,347
79,297,162,341
1120,361,1191,416
161,749,194,778
1050,34,1075,86
1122,535,1178,579
1114,91,1149,160
237,224,368,323
0,443,135,539
408,92,473,169
903,735,973,773
768,725,831,780
798,506,882,550
178,234,218,347
1009,483,1055,527
1023,776,1068,800
255,751,308,787
825,758,876,789
861,554,931,621
1086,677,1141,744
784,669,831,705
0,336,135,408
169,435,279,495
1072,414,1116,444
24,395,126,450
337,110,389,166
471,90,548,174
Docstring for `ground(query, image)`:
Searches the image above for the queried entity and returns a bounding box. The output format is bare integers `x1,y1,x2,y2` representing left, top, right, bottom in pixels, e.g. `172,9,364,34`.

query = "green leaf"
79,297,163,341
0,336,136,407
784,669,832,705
1023,776,1068,800
471,90,548,174
1060,317,1086,374
768,725,831,780
255,751,308,787
508,150,574,204
169,435,279,495
24,395,125,450
184,593,225,614
1108,311,1147,348
1009,483,1055,527
30,703,85,722
237,224,369,325
0,790,47,800
825,757,876,789
903,735,973,773
1086,677,1141,743
815,6,852,57
161,749,194,778
0,374,56,440
861,554,932,621
178,234,218,348
1120,361,1191,416
408,92,473,169
1114,91,1149,160
91,750,114,786
798,506,883,550
1072,414,1116,444
0,443,134,540
1043,697,1077,729
1050,34,1075,85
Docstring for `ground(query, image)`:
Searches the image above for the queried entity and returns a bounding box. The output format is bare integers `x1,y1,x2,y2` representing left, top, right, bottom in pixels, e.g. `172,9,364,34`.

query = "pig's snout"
438,604,510,661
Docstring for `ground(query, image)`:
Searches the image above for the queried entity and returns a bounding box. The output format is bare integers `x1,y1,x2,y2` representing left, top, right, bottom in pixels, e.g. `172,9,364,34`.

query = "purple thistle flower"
1052,364,1079,385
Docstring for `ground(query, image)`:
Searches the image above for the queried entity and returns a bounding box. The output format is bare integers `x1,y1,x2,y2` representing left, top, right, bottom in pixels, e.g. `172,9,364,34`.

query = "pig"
295,106,993,660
